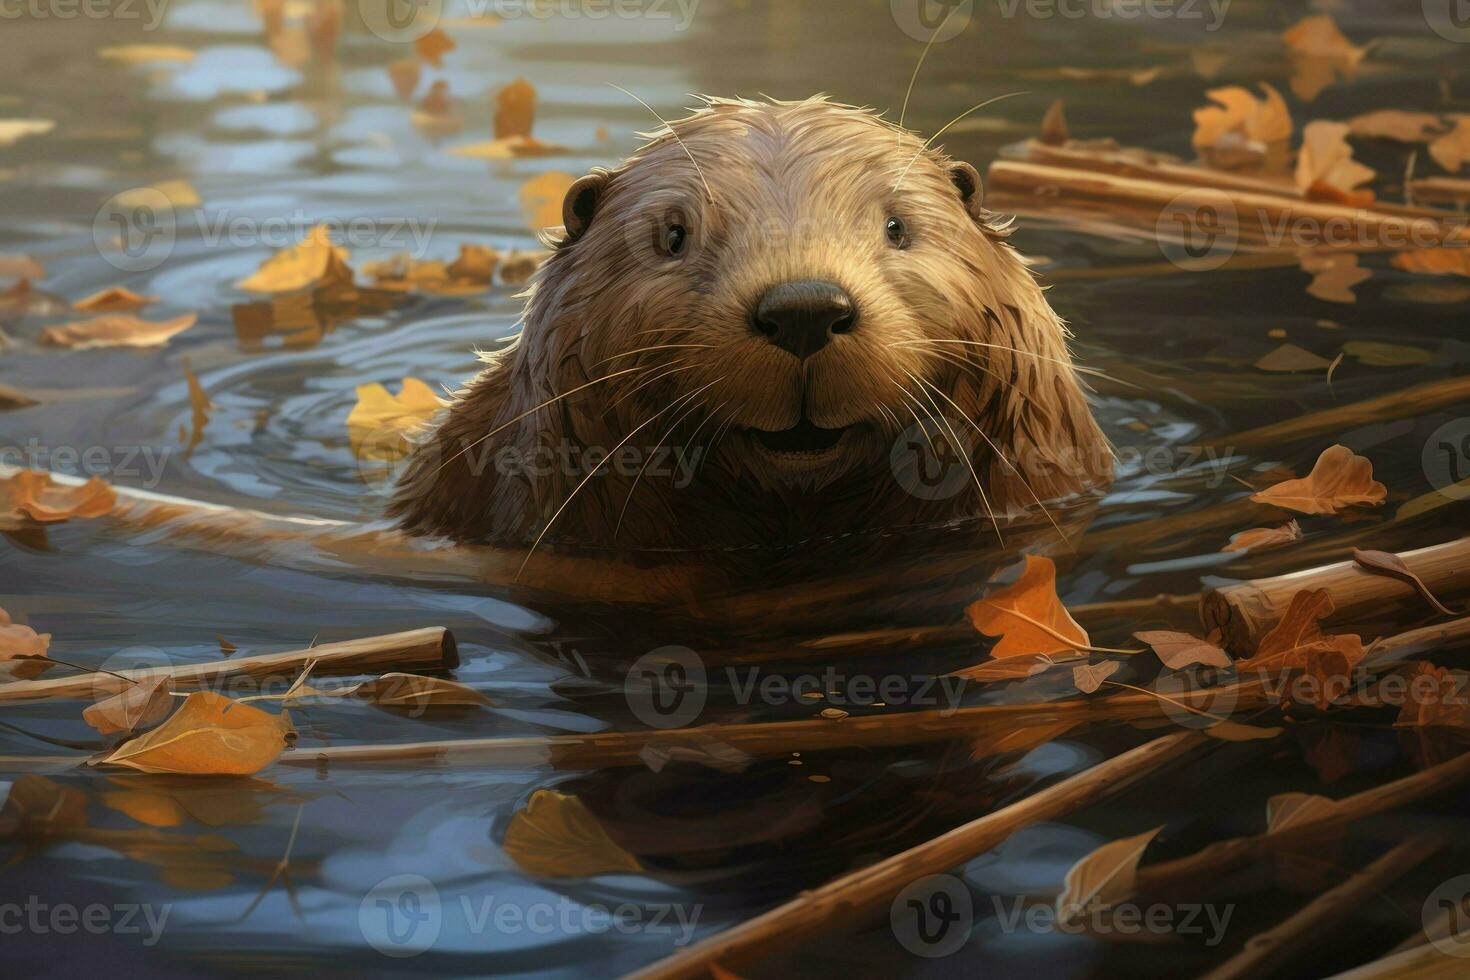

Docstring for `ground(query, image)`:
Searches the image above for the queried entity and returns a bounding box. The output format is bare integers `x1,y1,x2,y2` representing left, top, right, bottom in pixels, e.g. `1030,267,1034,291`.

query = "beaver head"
390,96,1112,554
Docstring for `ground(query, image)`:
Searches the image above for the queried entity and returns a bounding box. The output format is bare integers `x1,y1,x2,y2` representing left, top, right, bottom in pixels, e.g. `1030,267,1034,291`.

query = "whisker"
603,360,701,416
613,388,724,540
890,338,1133,388
606,83,714,203
593,343,712,366
893,91,1029,192
899,372,1003,545
897,3,965,129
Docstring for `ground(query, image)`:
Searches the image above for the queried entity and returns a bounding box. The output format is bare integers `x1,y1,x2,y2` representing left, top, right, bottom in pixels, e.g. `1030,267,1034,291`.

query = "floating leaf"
1282,16,1366,102
966,555,1090,658
448,135,567,159
414,27,455,67
1353,548,1457,617
1224,521,1303,554
0,254,45,281
0,384,38,411
1341,341,1434,367
237,225,351,294
1295,121,1375,204
1072,661,1119,695
495,78,537,139
1249,445,1387,515
1055,827,1162,924
96,691,290,776
1300,252,1370,304
0,119,55,147
0,605,52,680
73,286,157,314
1134,631,1232,670
950,653,1060,683
83,676,175,736
1039,99,1068,146
1430,117,1470,173
1192,84,1291,164
387,58,421,101
0,471,115,529
1347,110,1446,144
98,45,196,65
1255,343,1334,373
40,313,196,350
1242,589,1363,678
412,80,461,136
502,789,642,877
346,378,441,462
520,171,575,231
1394,663,1470,730
351,673,492,709
1392,248,1470,278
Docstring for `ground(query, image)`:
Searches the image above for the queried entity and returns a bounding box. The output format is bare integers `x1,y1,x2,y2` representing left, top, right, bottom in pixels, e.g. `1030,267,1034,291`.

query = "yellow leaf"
1192,84,1291,153
1249,445,1387,515
237,224,352,294
0,471,115,528
448,136,568,160
495,78,537,140
40,313,197,350
519,171,576,231
73,286,157,314
1295,121,1375,199
414,27,455,67
502,789,642,877
97,691,290,776
346,378,441,462
966,555,1089,658
98,45,196,65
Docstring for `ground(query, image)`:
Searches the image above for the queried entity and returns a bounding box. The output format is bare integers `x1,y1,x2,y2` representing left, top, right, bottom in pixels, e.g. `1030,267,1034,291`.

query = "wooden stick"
1135,750,1470,897
624,732,1203,980
0,627,458,704
1201,537,1470,655
1198,836,1443,980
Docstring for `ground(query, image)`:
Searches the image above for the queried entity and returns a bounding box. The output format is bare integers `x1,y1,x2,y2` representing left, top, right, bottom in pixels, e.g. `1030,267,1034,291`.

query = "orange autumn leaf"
520,171,575,231
1249,445,1387,515
236,224,352,294
96,691,290,775
1299,635,1364,710
0,604,52,680
83,675,175,736
1282,16,1366,102
1192,84,1292,153
412,80,461,136
0,775,87,834
966,555,1090,658
1241,589,1363,677
387,58,421,102
1295,121,1375,202
0,471,115,528
346,378,441,462
495,77,537,140
40,313,197,350
1392,248,1470,278
1223,520,1302,554
414,27,455,67
73,285,157,313
1134,630,1232,670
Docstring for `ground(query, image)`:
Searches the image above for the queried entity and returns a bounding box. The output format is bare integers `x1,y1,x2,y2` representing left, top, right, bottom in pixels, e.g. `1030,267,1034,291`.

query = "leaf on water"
0,775,87,834
1223,520,1303,554
448,135,568,159
237,224,352,294
966,555,1090,658
346,378,441,462
1392,248,1470,278
1294,121,1375,205
182,358,213,458
1191,48,1229,80
83,675,175,736
1301,635,1365,710
1039,99,1069,146
387,58,421,102
1347,110,1446,144
0,384,38,411
502,789,642,877
1204,721,1285,742
1055,827,1163,925
0,471,116,529
1429,117,1470,173
1192,84,1291,167
101,789,186,828
1282,16,1366,102
1266,791,1340,833
1242,589,1363,679
446,243,500,284
1300,252,1370,304
499,250,551,287
98,45,196,65
96,691,291,776
217,635,238,657
1353,548,1458,616
414,27,455,67
0,255,45,281
0,604,52,680
819,707,849,720
0,119,55,147
41,313,197,350
1341,341,1435,367
949,652,1061,683
1134,630,1232,670
73,286,157,314
1249,445,1387,515
520,171,576,232
351,673,492,709
412,80,461,136
1254,343,1334,373
362,249,494,295
1394,663,1470,730
1072,660,1119,695
495,77,537,140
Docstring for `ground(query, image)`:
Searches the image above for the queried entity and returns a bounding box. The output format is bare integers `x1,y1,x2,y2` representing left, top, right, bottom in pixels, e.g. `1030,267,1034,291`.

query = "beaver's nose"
752,280,856,359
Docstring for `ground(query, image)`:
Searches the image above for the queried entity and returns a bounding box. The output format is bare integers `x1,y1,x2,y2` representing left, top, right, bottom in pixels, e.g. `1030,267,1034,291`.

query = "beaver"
389,96,1112,558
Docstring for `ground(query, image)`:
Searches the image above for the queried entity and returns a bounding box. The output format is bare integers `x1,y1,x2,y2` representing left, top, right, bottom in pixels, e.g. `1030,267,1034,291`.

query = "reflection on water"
2,1,1470,977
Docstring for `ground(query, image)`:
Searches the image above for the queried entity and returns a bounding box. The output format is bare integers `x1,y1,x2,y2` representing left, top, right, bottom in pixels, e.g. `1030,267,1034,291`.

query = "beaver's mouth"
747,419,859,461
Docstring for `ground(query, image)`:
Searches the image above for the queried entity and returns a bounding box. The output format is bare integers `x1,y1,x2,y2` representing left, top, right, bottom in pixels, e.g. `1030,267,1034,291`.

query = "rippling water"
2,2,1470,977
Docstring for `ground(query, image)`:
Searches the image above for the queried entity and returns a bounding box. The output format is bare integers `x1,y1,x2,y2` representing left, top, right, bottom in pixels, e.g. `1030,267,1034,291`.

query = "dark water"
2,1,1470,977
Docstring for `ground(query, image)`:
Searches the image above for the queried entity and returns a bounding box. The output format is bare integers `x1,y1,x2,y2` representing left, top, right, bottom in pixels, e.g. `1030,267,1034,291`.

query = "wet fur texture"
390,97,1112,554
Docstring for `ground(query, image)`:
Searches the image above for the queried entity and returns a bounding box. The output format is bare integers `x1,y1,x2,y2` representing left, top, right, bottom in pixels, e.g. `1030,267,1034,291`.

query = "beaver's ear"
562,169,611,241
948,162,986,220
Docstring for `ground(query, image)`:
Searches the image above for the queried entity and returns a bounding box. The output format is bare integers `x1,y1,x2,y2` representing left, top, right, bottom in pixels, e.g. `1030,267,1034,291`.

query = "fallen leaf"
950,652,1060,683
101,790,185,828
1392,248,1470,278
1295,121,1375,203
1300,634,1365,710
1353,548,1458,617
447,135,568,159
412,80,461,135
966,555,1090,658
499,249,550,286
73,286,157,314
819,707,849,720
1283,16,1366,102
40,313,197,350
1192,84,1291,165
1040,99,1068,146
1204,721,1285,742
0,471,115,529
1300,252,1370,304
502,789,642,877
0,605,52,680
0,255,45,281
1072,660,1119,695
0,119,55,147
1430,117,1470,173
446,243,499,284
495,77,537,139
1055,827,1163,924
96,691,290,775
1242,589,1363,678
1347,110,1446,144
351,673,492,709
520,171,575,231
346,378,441,462
1249,445,1387,515
0,384,38,411
98,44,196,65
237,225,351,294
1341,341,1434,367
83,676,175,736
217,636,238,657
1223,521,1303,554
414,27,455,66
387,58,421,101
182,358,213,457
1255,343,1334,372
1134,631,1233,670
1394,662,1470,730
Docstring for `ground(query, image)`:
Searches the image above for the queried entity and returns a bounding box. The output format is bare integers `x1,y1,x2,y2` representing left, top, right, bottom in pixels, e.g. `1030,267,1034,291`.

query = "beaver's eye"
665,224,687,256
885,216,908,249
